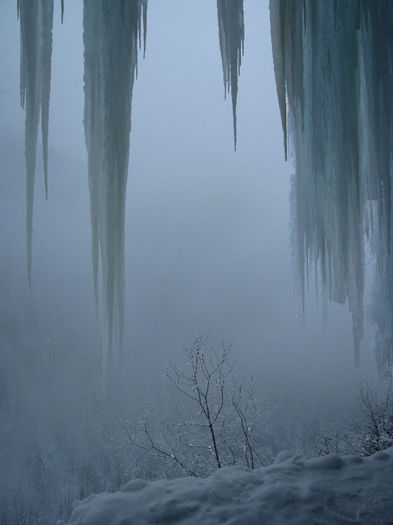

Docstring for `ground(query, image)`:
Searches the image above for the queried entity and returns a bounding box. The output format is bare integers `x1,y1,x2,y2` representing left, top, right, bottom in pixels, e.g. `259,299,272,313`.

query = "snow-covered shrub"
359,381,393,456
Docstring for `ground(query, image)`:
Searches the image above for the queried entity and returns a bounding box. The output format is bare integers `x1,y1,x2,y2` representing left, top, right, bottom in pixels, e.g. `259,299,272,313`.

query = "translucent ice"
83,0,147,371
217,0,244,150
271,0,393,373
18,0,54,285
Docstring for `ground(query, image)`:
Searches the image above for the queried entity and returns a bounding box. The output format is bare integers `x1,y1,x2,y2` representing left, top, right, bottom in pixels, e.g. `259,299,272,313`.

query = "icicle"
40,0,54,199
271,0,393,374
83,0,146,376
271,1,364,366
142,0,147,59
19,0,39,287
217,0,244,151
18,0,54,285
269,0,287,160
363,3,393,378
61,0,64,24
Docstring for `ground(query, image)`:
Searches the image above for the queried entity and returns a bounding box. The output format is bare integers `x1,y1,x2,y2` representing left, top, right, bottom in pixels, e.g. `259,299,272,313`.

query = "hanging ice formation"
217,0,244,150
18,0,54,286
83,0,147,370
270,1,393,373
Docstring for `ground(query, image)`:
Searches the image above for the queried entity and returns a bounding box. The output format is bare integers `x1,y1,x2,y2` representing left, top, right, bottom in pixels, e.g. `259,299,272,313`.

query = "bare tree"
231,379,263,469
166,336,233,469
308,381,393,458
358,381,393,455
120,337,264,478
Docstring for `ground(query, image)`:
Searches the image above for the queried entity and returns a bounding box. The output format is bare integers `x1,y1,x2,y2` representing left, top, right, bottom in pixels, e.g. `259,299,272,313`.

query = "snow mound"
67,448,393,524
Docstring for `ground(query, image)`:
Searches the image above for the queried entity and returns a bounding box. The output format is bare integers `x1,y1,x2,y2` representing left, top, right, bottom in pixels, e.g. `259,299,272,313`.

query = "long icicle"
18,0,54,286
217,0,244,151
83,0,147,379
270,0,393,374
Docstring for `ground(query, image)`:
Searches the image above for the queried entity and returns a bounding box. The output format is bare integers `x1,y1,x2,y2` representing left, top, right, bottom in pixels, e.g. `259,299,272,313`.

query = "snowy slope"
67,447,393,525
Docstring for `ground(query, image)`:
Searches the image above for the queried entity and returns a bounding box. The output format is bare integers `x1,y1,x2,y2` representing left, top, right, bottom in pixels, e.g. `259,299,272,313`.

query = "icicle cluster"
217,0,244,150
270,1,393,373
83,0,147,372
18,0,54,286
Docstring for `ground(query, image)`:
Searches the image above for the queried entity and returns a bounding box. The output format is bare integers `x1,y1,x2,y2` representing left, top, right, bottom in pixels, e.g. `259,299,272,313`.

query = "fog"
0,1,380,522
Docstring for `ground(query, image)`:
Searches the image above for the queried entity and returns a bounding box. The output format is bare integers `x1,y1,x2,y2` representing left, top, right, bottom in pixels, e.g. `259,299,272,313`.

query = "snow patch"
67,447,393,525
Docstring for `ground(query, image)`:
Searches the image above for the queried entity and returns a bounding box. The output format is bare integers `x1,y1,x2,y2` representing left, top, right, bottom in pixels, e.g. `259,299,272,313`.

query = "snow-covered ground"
67,447,393,524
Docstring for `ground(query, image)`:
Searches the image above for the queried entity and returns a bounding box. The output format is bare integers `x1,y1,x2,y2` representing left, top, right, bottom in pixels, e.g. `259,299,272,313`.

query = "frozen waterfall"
217,0,244,150
270,0,393,373
18,0,54,286
83,0,147,371
16,0,393,377
362,3,393,375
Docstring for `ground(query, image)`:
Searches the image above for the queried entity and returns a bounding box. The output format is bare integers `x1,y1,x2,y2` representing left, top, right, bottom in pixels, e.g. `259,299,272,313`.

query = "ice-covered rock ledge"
67,448,393,525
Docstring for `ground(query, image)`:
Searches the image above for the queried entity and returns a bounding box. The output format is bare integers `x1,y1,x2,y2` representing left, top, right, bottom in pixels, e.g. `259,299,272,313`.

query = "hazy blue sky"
0,0,376,406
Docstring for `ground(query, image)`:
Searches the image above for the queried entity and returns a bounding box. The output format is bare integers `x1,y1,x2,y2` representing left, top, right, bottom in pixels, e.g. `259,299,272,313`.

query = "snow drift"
67,447,393,525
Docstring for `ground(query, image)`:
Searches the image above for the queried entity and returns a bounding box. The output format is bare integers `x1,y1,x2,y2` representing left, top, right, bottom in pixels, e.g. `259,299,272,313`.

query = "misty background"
0,0,380,521
1,0,374,386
